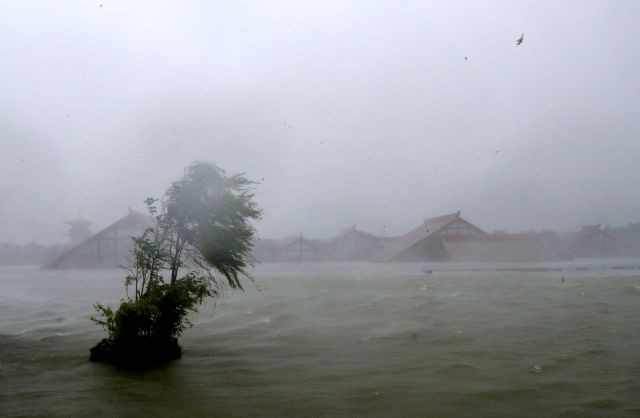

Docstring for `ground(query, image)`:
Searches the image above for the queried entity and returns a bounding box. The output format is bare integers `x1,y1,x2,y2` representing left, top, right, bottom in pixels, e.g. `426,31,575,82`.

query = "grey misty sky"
1,0,639,245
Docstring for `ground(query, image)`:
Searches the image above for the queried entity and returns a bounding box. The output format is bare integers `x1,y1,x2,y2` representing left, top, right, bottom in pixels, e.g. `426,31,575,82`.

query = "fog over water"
2,1,640,244
2,264,640,416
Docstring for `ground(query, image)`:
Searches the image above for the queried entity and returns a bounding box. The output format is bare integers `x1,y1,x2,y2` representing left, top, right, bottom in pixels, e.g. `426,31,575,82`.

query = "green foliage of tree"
91,162,261,345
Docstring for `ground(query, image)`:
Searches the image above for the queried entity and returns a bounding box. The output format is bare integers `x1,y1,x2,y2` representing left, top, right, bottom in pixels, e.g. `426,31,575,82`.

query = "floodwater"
1,262,640,417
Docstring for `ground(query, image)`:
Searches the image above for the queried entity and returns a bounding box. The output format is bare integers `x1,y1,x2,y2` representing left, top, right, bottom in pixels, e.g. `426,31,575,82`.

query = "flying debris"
516,34,524,46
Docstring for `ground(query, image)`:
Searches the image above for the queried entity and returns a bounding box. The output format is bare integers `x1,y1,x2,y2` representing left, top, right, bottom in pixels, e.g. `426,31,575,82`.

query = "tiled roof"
376,211,482,262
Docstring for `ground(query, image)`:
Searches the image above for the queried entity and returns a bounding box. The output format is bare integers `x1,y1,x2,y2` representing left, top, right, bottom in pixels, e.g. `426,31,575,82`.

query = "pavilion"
43,209,153,269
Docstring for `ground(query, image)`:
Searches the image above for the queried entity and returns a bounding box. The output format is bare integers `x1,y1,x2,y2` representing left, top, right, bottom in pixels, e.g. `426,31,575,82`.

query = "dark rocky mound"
90,337,182,368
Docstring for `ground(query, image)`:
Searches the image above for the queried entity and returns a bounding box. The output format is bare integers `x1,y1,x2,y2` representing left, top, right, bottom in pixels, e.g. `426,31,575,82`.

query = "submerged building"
43,209,153,269
276,234,329,262
377,211,486,262
326,225,385,261
246,211,613,264
565,225,631,258
375,212,558,263
250,238,282,263
250,226,386,263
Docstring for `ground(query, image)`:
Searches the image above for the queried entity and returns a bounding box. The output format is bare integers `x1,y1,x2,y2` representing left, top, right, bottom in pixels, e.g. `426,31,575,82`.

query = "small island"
90,161,261,367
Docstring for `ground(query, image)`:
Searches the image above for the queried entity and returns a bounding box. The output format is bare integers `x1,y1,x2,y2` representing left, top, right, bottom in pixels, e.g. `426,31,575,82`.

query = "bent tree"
90,161,261,365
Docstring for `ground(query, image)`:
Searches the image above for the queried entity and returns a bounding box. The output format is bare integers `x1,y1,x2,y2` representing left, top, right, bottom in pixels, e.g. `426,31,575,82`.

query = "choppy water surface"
1,262,639,416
